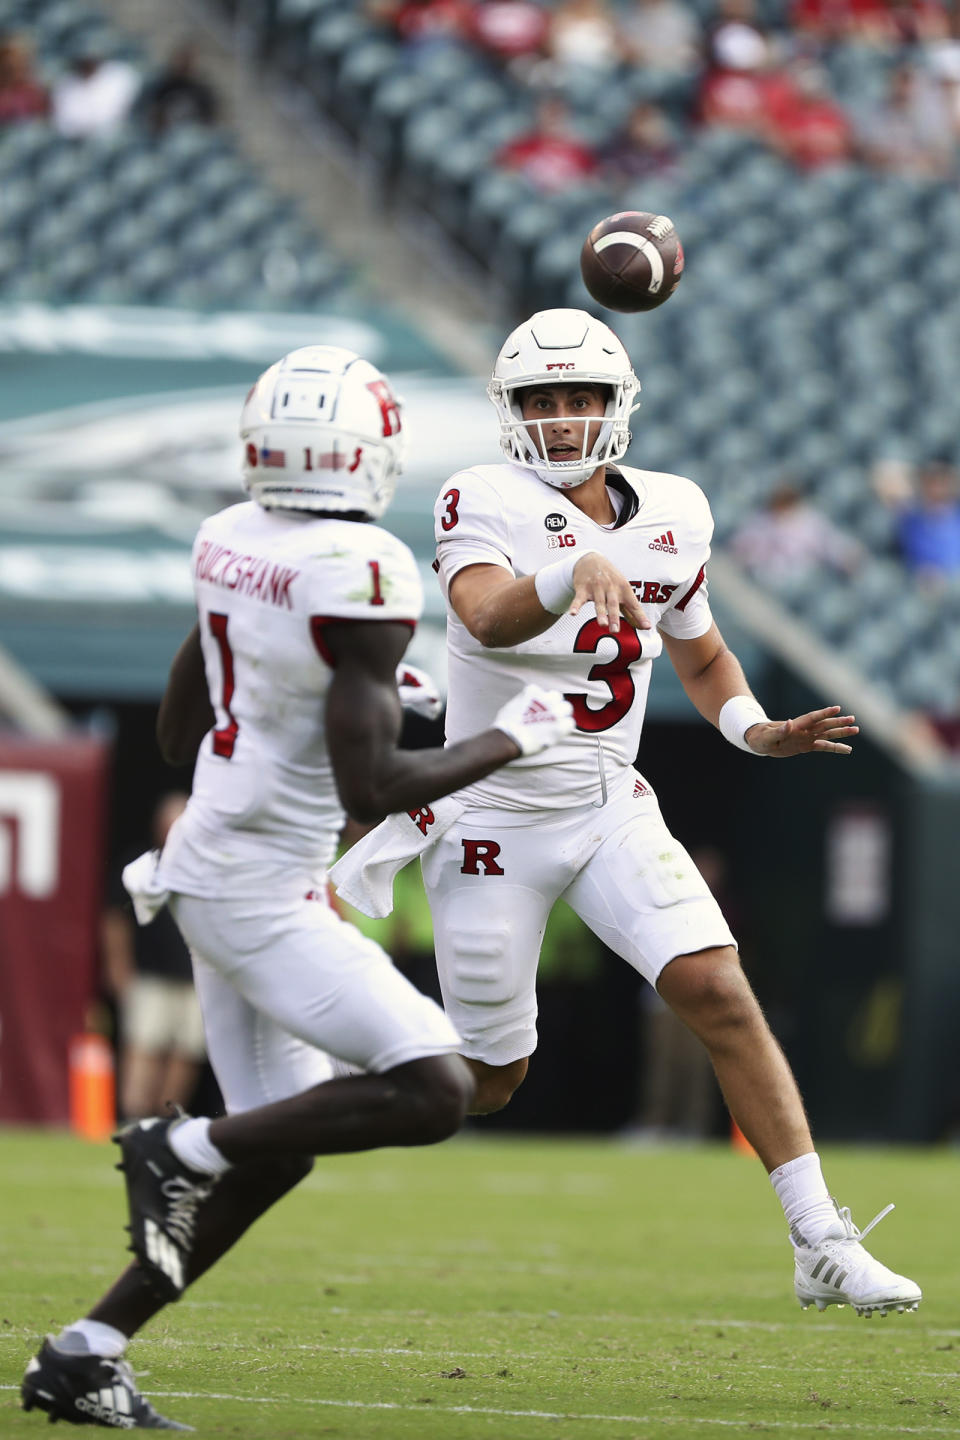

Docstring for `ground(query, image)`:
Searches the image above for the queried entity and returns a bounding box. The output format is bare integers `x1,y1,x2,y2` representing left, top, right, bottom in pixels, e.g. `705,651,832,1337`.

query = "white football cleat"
794,1202,922,1317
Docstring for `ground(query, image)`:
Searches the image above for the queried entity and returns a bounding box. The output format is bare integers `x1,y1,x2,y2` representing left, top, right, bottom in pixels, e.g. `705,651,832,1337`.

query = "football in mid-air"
580,211,684,313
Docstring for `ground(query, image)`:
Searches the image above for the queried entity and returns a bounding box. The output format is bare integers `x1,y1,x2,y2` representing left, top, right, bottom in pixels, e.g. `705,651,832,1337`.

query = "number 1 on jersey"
208,612,239,758
368,559,385,606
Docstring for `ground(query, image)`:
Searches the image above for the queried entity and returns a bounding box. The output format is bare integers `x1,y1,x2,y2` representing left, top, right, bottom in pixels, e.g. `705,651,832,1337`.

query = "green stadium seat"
334,38,399,134
143,182,203,235
122,243,181,296
0,120,58,176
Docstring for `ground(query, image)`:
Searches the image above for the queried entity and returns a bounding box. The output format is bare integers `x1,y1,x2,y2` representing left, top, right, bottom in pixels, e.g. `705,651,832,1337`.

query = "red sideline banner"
0,737,110,1124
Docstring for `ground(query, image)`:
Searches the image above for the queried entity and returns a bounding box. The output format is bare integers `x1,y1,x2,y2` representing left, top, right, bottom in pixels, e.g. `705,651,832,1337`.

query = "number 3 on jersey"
207,612,239,758
564,619,643,732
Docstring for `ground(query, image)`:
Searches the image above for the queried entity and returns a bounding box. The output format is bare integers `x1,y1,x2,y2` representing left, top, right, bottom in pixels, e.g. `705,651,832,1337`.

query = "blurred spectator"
704,0,771,71
495,95,599,190
790,0,897,48
925,41,960,142
619,0,701,74
891,459,960,584
375,0,472,50
546,0,622,73
101,793,207,1120
769,59,854,167
697,24,795,134
468,0,550,72
791,0,947,49
887,0,953,47
52,52,140,139
730,481,865,584
0,33,49,124
139,42,218,135
600,100,679,185
871,455,915,509
853,61,953,174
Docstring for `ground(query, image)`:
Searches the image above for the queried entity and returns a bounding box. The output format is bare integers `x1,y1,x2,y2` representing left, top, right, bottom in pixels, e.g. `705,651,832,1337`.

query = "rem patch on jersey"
544,513,567,532
195,541,299,608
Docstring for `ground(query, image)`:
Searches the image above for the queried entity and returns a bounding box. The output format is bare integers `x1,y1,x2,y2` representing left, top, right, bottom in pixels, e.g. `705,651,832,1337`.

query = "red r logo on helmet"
367,380,402,438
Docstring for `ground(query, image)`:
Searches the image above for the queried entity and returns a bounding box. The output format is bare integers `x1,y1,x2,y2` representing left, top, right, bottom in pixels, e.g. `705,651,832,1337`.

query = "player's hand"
493,683,575,757
395,662,443,721
569,552,651,634
746,705,859,757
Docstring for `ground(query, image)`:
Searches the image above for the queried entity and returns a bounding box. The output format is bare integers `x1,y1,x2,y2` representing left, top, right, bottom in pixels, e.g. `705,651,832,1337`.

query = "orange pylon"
69,1033,116,1142
731,1118,758,1157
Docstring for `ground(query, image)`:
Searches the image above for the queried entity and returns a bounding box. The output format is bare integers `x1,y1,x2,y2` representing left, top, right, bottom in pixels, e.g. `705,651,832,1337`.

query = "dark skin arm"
157,618,523,815
156,623,214,767
324,619,519,823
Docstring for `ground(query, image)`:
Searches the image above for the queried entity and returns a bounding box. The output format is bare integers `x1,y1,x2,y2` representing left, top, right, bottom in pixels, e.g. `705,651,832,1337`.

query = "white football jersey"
158,501,422,896
434,462,713,809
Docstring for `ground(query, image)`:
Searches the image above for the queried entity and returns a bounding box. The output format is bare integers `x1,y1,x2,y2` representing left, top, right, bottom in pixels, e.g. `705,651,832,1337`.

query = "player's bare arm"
450,553,649,649
324,618,522,822
662,624,858,756
156,623,214,767
743,705,859,757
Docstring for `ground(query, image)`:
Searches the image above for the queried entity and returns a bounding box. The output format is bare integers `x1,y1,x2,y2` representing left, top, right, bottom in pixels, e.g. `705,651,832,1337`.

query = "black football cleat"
114,1117,216,1303
21,1335,192,1429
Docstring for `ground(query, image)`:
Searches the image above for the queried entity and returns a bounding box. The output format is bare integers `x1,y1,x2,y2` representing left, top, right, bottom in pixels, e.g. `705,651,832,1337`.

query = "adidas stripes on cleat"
22,1335,192,1430
114,1116,216,1303
794,1202,922,1317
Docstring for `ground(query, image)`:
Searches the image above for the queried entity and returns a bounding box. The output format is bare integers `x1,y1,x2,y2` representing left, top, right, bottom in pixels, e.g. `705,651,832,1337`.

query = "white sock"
168,1117,232,1177
58,1319,127,1359
769,1152,839,1247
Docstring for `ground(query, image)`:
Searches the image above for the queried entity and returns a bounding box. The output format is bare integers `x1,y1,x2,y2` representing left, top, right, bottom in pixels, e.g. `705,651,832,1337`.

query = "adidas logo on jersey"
632,777,651,798
648,530,678,554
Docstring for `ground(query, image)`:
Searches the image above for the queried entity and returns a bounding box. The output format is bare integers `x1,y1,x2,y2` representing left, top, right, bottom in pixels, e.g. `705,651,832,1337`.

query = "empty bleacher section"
0,0,347,308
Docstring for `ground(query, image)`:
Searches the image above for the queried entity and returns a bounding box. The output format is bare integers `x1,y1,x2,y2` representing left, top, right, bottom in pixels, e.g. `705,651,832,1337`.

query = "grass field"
1,1128,956,1438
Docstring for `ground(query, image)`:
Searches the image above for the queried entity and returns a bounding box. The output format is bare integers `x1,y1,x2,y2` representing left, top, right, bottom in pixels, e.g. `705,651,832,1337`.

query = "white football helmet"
240,346,405,519
487,309,641,489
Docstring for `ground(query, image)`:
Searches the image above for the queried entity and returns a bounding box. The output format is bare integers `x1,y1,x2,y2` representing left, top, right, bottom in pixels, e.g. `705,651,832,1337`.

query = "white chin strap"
532,459,596,489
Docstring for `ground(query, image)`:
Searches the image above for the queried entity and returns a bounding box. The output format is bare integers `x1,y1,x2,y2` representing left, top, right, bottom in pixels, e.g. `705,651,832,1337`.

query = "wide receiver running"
339,308,920,1320
20,346,573,1430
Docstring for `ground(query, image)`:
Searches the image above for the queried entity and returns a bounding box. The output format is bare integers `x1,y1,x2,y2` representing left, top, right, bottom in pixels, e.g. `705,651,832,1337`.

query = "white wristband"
718,695,769,754
534,549,599,615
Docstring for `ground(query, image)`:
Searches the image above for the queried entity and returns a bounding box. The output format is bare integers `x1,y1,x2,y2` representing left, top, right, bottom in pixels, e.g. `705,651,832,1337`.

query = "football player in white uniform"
21,346,574,1431
423,308,920,1319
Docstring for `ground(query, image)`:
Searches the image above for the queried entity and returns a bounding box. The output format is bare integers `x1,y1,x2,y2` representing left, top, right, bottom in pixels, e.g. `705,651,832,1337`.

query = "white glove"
493,683,575,757
395,662,443,721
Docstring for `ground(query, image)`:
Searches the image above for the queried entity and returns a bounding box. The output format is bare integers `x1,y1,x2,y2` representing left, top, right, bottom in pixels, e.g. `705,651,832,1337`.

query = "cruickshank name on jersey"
195,540,299,608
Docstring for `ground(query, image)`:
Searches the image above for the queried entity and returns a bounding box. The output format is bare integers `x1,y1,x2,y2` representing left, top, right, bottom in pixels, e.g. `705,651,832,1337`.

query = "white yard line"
133,1336,959,1375
173,1300,952,1336
0,1384,954,1433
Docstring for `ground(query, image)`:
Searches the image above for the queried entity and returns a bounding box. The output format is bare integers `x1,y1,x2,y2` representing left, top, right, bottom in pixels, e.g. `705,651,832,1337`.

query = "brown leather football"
580,211,684,312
